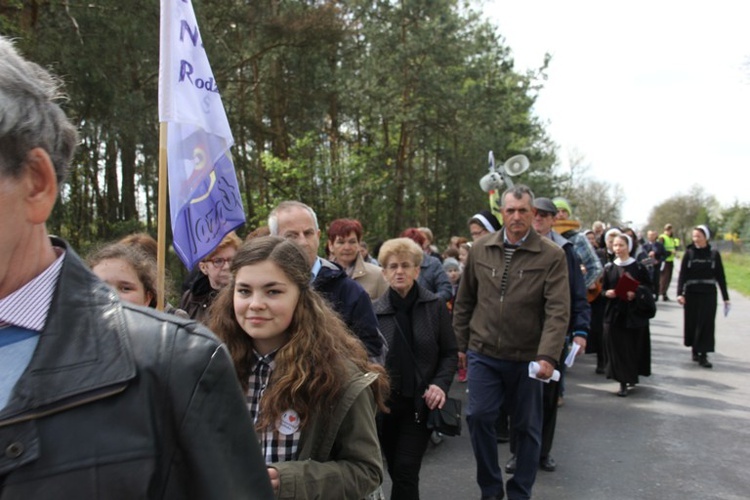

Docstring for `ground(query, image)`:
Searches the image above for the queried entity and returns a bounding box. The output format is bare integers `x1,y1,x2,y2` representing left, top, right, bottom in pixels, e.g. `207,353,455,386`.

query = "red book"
614,272,640,300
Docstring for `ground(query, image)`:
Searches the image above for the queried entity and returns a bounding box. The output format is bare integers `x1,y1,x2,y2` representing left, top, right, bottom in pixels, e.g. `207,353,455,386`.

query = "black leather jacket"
0,240,274,499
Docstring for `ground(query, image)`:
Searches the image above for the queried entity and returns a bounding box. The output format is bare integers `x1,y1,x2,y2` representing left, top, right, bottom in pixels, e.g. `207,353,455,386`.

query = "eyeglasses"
205,257,232,268
386,262,415,271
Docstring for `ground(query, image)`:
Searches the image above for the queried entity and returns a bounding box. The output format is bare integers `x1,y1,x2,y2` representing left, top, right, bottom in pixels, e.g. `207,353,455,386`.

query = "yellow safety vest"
660,233,676,262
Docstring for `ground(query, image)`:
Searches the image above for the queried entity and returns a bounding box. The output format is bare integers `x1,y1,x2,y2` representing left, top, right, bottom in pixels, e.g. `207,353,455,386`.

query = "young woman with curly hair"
209,236,389,499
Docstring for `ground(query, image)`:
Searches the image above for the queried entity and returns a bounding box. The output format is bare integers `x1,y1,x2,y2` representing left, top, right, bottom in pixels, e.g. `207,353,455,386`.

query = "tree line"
2,0,572,258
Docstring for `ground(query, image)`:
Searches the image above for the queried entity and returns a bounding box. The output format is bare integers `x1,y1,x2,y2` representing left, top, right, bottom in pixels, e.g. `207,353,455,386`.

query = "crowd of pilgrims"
5,37,732,499
85,201,729,500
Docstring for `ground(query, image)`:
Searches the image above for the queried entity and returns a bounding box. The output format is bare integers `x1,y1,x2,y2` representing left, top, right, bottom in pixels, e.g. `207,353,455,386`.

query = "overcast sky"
484,1,750,228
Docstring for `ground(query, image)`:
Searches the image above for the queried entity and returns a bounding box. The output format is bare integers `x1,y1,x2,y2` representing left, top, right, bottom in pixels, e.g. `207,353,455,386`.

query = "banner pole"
156,121,168,311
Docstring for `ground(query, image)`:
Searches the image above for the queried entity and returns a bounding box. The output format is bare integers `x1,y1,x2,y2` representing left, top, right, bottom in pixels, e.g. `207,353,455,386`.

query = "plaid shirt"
247,350,301,464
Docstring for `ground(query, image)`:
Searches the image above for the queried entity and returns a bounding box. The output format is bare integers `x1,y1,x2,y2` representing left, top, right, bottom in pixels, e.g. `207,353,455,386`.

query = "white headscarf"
696,225,711,240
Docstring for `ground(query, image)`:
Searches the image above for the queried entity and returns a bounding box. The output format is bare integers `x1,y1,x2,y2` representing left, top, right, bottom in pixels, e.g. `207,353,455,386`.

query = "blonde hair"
377,237,424,267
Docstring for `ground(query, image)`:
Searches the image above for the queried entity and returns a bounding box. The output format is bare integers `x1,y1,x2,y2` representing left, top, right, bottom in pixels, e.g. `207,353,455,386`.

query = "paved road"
383,280,750,499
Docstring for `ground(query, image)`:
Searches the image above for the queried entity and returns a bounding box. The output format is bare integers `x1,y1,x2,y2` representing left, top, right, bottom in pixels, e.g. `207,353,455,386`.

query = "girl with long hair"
209,236,389,498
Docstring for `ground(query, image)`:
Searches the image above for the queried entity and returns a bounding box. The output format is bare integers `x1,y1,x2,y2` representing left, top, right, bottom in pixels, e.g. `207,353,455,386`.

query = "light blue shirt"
310,257,322,282
0,247,65,410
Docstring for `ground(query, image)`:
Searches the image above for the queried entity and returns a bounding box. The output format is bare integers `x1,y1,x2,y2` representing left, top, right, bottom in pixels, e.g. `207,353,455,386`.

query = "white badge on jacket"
278,409,301,435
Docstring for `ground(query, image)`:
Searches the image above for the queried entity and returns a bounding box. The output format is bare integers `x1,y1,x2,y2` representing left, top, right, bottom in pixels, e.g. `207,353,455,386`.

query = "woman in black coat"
602,234,653,397
676,225,730,368
374,237,458,500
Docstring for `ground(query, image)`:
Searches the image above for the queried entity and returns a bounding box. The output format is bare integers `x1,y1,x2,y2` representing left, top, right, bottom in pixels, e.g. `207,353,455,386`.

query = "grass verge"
721,252,750,298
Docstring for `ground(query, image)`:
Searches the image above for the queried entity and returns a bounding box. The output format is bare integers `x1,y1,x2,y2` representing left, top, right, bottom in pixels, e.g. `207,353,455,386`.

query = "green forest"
6,0,746,268
1,0,568,252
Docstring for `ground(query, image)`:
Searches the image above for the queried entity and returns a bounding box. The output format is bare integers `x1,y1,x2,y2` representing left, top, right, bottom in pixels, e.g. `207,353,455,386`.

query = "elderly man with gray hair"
453,185,569,500
268,201,384,361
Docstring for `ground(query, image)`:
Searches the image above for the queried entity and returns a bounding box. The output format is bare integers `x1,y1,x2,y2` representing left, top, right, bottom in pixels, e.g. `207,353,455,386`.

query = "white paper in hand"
528,361,561,383
565,342,581,368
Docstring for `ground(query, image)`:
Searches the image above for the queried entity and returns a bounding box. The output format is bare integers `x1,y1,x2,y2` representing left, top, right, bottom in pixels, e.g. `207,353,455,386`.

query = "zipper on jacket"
0,384,128,428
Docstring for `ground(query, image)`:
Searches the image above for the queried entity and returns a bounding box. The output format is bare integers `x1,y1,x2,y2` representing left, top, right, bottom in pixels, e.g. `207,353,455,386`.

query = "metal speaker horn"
504,155,530,177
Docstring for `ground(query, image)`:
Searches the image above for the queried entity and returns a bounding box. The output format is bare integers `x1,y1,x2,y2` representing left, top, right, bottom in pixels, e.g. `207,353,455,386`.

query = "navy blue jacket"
549,231,591,336
314,259,383,358
418,254,453,302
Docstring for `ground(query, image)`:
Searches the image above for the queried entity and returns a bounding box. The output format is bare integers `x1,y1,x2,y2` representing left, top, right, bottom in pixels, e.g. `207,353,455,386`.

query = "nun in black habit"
602,233,654,397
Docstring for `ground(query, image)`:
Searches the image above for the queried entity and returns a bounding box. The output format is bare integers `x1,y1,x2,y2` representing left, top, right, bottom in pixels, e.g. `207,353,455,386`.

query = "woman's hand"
267,467,279,493
423,384,446,410
677,295,686,305
604,289,616,299
626,290,635,301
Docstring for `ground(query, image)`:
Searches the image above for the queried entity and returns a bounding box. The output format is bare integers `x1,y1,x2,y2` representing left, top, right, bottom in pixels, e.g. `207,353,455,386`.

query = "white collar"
613,256,636,267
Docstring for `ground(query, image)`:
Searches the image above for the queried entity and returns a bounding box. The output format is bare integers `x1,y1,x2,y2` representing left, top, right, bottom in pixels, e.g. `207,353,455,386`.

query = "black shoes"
617,383,628,397
504,455,557,474
693,352,713,368
661,295,670,301
595,366,605,375
539,455,557,472
504,454,558,474
430,431,444,445
481,494,504,500
699,355,713,368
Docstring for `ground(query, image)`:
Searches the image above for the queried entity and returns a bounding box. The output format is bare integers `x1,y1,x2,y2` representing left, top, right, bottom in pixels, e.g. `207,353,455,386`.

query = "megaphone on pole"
503,154,530,177
479,152,530,192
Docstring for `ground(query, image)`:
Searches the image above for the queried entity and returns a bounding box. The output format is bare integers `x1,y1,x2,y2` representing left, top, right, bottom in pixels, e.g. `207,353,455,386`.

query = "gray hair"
0,37,78,185
268,200,319,235
500,184,535,207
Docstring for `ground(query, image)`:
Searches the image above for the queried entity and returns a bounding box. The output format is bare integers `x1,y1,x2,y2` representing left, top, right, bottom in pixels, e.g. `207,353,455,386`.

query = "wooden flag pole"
156,122,168,311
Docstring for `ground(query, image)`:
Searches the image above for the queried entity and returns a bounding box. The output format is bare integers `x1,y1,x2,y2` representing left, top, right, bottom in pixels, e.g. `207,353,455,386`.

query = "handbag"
392,321,462,436
426,396,462,436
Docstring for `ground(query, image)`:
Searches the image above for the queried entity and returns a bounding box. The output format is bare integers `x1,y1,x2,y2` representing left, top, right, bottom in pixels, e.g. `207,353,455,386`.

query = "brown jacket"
452,229,570,365
349,254,389,301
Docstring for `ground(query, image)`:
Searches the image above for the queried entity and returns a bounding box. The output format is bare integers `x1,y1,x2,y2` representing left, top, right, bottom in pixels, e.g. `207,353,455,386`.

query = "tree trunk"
120,133,137,222
103,137,119,237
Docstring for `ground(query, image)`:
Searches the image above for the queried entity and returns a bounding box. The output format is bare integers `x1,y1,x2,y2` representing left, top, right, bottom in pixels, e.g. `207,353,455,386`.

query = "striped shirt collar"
0,248,65,331
502,229,530,248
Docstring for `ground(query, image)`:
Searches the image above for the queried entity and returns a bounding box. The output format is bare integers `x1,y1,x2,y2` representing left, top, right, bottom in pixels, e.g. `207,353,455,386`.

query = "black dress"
676,244,729,354
602,260,652,385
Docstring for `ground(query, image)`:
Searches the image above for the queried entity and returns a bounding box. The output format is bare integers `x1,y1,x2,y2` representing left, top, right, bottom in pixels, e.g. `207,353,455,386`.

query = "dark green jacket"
272,365,383,499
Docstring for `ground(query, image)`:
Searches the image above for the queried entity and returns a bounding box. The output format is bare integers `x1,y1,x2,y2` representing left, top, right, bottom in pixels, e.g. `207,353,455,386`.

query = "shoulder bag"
392,321,462,436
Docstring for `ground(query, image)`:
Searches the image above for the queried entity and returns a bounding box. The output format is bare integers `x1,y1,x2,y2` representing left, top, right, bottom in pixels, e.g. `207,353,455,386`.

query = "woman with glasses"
180,231,242,323
373,238,457,500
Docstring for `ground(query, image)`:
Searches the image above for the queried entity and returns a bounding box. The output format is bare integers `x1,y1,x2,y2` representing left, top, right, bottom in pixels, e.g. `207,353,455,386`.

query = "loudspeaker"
503,155,530,176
